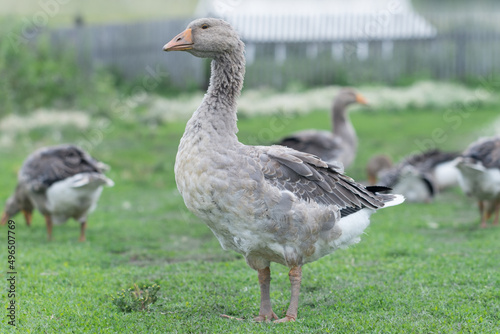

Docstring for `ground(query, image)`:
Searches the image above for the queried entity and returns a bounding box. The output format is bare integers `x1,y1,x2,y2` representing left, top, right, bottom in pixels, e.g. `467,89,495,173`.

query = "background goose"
456,136,500,227
277,88,368,168
377,149,459,202
1,144,114,241
366,154,393,185
1,182,34,226
164,18,404,323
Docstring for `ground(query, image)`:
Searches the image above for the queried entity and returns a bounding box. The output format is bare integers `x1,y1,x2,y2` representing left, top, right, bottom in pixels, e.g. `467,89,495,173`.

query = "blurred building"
196,0,436,63
47,1,500,89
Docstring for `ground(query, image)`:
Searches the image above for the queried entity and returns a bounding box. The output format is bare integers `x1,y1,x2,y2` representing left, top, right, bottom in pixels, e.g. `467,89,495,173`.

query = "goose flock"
2,17,499,323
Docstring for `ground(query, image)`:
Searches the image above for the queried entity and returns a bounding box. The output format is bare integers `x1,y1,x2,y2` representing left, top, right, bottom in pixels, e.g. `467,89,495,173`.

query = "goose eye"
201,24,209,29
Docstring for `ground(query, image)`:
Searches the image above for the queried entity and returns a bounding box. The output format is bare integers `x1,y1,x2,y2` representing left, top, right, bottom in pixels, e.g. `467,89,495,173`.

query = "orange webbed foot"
254,311,278,322
274,315,296,323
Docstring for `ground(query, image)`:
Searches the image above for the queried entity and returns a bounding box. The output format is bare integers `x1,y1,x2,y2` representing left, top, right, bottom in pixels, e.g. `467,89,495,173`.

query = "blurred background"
1,0,499,113
2,0,500,178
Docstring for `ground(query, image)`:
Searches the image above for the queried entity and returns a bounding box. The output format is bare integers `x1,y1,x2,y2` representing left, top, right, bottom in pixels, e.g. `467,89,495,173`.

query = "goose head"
163,18,241,59
335,88,368,110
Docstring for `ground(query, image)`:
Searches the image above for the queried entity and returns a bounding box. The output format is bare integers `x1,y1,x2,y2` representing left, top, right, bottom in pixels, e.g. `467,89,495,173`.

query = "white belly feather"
46,173,113,224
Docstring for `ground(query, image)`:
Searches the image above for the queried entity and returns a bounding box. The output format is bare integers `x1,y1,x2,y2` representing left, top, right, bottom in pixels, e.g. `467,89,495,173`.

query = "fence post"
455,31,466,80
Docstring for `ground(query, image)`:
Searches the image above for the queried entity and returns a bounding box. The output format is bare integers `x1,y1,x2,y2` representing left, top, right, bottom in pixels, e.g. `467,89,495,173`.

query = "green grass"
1,105,500,333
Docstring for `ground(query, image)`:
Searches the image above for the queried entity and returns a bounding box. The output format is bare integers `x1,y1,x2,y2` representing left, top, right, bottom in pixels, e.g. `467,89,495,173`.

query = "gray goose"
456,136,500,228
164,18,404,323
366,154,393,185
377,149,460,203
1,144,114,241
277,88,367,168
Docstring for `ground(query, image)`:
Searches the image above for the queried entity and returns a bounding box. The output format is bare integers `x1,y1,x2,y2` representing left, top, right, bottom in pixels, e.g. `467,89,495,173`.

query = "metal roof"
197,0,437,42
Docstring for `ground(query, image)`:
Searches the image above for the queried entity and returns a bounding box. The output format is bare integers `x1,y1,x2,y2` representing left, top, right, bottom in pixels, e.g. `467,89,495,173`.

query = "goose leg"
254,267,278,322
22,210,32,227
478,201,488,228
493,200,500,226
0,212,8,225
44,215,53,241
79,221,87,242
275,266,302,323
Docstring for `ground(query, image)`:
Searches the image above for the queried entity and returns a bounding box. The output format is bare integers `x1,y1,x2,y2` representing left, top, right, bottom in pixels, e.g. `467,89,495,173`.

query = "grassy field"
0,105,499,333
0,0,198,26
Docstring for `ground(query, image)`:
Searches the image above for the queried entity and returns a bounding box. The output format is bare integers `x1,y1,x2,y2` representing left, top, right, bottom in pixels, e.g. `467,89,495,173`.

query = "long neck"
332,101,357,148
186,43,245,143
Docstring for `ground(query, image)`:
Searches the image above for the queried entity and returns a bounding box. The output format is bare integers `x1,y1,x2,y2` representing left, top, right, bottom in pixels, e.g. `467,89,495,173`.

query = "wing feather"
251,145,390,216
19,145,105,192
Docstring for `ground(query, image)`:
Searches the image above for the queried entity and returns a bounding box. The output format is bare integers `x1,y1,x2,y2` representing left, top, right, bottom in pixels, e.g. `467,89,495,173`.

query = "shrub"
0,19,119,117
110,283,161,312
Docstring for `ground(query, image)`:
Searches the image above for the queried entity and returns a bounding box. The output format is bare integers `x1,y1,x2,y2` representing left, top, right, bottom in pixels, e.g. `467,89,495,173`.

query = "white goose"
1,145,114,241
456,136,500,227
164,18,404,322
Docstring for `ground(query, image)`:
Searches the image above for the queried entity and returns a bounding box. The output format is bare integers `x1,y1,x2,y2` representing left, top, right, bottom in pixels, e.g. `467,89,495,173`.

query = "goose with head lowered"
277,87,368,168
1,145,114,241
377,149,460,203
164,18,404,323
456,136,500,228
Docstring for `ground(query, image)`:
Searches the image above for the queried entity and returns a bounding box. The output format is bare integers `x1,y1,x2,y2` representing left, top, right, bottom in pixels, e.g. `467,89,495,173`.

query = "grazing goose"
378,149,459,202
277,88,368,168
456,136,500,227
164,18,404,323
366,154,393,185
1,182,34,226
1,145,114,241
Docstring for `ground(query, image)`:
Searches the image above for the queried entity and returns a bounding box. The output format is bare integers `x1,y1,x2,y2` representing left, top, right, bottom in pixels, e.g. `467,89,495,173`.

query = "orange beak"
355,93,368,105
163,28,193,51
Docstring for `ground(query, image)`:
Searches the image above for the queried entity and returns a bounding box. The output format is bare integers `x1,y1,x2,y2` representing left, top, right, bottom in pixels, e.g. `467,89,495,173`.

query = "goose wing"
410,149,459,172
279,130,342,151
252,145,388,217
278,130,344,163
19,145,106,193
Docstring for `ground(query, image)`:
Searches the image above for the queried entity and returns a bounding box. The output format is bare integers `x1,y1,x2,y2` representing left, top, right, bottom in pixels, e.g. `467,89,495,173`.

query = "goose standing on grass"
456,136,500,228
164,18,404,323
277,88,368,168
378,149,460,202
1,145,114,241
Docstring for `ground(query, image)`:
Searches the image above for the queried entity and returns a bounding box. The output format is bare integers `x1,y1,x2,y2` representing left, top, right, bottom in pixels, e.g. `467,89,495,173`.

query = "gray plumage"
164,18,404,322
378,149,460,202
277,88,367,168
19,144,109,194
2,182,33,221
461,136,500,169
